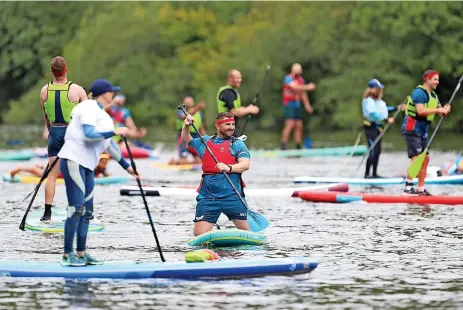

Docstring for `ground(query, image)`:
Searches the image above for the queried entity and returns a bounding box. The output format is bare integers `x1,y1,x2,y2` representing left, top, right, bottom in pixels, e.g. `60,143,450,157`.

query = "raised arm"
181,115,194,148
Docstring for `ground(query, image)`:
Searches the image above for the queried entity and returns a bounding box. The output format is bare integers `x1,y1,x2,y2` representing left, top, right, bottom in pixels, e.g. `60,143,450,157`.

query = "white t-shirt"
58,100,114,170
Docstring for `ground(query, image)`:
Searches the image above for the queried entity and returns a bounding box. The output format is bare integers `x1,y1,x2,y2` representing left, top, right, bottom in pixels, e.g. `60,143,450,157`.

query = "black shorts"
48,125,67,157
402,132,428,158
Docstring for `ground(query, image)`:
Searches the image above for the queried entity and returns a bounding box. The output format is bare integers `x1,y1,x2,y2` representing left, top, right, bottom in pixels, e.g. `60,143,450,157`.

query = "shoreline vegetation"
2,2,463,135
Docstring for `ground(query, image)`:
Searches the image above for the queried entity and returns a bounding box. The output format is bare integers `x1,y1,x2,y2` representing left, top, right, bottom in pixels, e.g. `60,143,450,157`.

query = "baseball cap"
368,79,384,88
89,79,121,97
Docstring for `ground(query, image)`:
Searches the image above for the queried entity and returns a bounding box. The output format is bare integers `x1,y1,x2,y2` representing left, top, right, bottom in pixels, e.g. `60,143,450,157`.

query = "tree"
0,2,98,122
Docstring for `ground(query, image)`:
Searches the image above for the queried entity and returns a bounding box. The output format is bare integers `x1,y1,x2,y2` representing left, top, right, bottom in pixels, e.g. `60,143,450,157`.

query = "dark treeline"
2,2,463,133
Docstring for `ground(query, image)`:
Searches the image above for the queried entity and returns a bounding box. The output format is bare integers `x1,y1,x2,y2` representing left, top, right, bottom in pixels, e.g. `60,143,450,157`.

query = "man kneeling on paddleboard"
181,112,251,236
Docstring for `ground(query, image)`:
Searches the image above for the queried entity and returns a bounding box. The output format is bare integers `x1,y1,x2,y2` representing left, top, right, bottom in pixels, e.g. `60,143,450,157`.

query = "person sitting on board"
169,96,206,165
40,56,88,222
216,69,260,137
181,112,251,236
57,79,137,266
9,155,111,179
402,70,451,195
280,63,316,150
104,94,147,145
440,154,463,176
361,79,405,178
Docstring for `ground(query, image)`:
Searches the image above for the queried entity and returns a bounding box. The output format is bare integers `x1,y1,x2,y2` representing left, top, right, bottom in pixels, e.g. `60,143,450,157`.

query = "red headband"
215,117,235,125
423,71,439,81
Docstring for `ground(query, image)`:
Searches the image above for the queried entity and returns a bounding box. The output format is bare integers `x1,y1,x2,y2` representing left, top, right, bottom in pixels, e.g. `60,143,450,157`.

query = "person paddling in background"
402,70,451,195
280,63,316,150
439,154,463,176
361,79,405,178
40,56,87,222
181,112,251,236
105,94,147,144
217,69,259,136
169,96,206,165
9,154,111,179
58,79,138,266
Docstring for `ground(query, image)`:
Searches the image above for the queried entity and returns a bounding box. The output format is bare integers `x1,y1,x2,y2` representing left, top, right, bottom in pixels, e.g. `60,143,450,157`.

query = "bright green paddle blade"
407,148,428,179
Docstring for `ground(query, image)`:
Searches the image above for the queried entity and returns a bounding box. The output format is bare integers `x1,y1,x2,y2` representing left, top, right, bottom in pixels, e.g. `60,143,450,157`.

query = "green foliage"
4,1,463,136
0,2,96,121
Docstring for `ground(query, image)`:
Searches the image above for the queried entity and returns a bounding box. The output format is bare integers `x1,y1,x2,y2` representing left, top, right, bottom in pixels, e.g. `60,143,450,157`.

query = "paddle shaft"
343,132,362,166
123,138,166,262
355,106,402,172
424,74,463,148
239,66,271,136
19,157,59,231
179,106,250,211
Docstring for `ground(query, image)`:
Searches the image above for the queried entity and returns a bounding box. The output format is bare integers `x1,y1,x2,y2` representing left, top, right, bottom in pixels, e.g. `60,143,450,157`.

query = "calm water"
1,150,463,309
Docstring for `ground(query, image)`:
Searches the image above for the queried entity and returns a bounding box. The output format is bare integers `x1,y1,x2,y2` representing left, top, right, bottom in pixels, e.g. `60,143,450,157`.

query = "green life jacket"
405,85,439,122
112,123,122,143
176,111,203,133
217,85,241,113
44,81,78,123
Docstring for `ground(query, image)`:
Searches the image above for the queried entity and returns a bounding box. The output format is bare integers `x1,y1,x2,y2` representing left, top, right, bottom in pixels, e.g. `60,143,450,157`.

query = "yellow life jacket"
405,85,439,122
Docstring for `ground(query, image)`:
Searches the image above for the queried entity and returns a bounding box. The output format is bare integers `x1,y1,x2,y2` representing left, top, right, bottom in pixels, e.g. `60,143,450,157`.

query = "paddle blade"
247,210,270,232
407,149,427,179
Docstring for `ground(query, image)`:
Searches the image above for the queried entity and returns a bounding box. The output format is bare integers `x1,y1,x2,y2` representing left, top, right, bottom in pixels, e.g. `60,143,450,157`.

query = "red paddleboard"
299,191,463,205
119,147,151,159
291,183,348,197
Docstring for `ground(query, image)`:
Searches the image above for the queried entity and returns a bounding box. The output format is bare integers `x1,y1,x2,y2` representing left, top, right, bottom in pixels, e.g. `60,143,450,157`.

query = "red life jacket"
282,74,304,106
107,107,125,125
202,139,236,173
199,137,246,192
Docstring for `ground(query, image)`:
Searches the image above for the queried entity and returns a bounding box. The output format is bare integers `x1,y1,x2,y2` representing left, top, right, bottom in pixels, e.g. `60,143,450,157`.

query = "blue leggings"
60,159,95,254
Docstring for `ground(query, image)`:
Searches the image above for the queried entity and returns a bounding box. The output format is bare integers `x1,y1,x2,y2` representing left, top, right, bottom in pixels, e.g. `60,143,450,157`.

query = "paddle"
178,105,270,232
238,65,271,136
408,72,463,179
355,103,404,173
123,137,166,262
19,157,59,231
343,132,362,166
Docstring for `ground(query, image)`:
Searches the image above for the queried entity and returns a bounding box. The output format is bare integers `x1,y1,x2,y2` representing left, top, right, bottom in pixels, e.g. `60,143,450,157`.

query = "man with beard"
216,69,259,136
402,69,451,195
280,63,316,150
181,112,251,236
